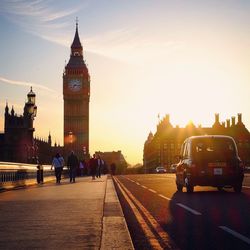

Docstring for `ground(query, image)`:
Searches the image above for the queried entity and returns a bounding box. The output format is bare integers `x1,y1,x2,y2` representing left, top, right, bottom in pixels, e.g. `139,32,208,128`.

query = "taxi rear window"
192,138,236,161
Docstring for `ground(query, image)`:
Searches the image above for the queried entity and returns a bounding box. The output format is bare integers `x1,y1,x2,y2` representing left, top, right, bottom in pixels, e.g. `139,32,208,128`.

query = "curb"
101,175,134,250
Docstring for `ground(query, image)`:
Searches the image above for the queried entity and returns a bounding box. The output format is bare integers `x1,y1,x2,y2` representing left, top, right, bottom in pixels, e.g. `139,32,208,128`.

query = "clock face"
68,79,82,92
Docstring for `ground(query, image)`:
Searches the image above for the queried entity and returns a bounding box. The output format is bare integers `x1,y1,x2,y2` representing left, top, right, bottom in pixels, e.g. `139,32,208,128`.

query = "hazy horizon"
0,0,250,165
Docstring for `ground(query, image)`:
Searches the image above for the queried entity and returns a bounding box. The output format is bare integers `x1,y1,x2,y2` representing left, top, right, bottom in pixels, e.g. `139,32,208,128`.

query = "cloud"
0,0,82,21
0,0,86,47
0,75,56,93
85,28,185,65
0,1,185,64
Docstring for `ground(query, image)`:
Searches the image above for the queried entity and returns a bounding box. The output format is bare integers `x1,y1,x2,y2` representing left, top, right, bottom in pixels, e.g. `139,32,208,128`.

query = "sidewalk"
0,175,134,250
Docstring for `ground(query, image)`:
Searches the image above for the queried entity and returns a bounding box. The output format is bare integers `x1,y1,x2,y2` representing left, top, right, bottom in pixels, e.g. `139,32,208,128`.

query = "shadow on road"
163,190,250,250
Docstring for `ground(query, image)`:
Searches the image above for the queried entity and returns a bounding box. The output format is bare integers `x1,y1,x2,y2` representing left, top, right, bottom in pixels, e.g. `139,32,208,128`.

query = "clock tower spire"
63,21,90,160
71,17,82,56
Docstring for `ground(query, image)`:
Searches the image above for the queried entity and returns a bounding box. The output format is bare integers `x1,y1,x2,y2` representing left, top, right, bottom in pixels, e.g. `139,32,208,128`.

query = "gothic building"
63,21,90,160
143,114,250,172
95,150,128,174
0,88,53,164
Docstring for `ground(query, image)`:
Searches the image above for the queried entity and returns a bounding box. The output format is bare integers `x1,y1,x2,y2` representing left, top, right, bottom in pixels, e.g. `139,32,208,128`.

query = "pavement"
0,175,134,250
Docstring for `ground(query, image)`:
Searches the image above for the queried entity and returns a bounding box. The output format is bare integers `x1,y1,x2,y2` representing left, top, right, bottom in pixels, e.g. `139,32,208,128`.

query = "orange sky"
0,1,250,165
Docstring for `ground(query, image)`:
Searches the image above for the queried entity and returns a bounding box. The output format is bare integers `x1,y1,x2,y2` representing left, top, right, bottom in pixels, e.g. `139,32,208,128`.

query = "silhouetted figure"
96,155,103,178
89,154,97,180
51,153,64,184
79,160,86,176
36,157,43,184
110,163,116,175
36,158,43,184
67,151,79,183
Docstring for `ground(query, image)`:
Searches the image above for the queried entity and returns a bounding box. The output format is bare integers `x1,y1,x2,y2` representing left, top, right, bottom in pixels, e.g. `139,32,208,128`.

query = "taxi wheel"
233,183,242,193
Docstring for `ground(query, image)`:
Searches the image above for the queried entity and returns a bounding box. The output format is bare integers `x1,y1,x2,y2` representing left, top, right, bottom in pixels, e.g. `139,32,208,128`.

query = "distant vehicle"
169,164,177,173
244,165,250,172
155,166,167,173
176,135,244,193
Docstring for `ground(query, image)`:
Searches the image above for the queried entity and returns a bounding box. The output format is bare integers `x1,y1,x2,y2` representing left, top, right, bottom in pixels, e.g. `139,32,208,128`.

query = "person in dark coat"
96,155,104,178
89,154,97,180
67,151,79,183
79,160,86,177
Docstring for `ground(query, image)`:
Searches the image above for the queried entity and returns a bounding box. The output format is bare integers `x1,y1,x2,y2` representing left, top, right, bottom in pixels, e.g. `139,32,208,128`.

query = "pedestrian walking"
79,160,86,177
36,157,44,184
96,155,103,178
51,153,64,184
89,154,97,180
67,151,79,183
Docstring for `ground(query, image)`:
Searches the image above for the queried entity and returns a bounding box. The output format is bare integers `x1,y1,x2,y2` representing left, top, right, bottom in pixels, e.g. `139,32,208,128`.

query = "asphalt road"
114,173,250,250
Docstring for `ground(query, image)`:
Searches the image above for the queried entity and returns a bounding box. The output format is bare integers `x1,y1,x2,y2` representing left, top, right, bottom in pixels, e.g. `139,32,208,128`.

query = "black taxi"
176,135,244,193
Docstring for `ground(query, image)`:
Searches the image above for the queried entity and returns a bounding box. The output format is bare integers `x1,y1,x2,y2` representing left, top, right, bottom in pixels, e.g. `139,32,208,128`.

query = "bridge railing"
0,162,55,186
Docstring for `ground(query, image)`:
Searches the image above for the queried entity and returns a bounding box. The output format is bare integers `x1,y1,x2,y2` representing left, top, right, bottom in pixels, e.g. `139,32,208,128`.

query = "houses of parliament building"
143,113,250,172
0,22,126,168
0,88,62,164
0,22,88,164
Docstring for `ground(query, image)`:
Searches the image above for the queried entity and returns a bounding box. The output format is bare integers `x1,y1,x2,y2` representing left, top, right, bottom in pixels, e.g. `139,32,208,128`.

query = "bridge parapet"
0,162,55,189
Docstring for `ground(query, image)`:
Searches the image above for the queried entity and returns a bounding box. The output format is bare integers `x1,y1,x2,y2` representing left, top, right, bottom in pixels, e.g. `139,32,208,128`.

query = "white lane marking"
114,178,164,249
176,203,202,215
127,178,135,183
126,179,149,190
148,188,157,193
242,185,250,189
219,226,250,245
158,194,171,201
114,177,178,249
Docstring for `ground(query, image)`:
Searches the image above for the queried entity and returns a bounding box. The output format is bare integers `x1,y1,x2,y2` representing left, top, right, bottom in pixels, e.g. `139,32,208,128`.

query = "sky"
0,0,250,165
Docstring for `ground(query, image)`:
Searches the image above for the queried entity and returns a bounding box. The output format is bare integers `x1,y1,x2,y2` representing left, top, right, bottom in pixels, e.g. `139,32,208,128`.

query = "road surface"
114,173,250,250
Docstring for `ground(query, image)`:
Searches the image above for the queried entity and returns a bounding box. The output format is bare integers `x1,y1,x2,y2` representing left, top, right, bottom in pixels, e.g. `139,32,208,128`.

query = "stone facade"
95,150,127,174
63,22,90,160
0,88,55,164
143,114,250,172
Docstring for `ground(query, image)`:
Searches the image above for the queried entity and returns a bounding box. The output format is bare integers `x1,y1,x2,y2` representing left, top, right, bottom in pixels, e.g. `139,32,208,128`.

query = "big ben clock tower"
63,21,90,159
